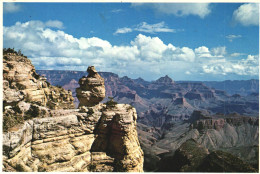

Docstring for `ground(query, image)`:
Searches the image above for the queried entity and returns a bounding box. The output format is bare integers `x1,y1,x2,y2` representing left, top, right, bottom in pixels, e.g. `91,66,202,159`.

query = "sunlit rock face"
3,53,74,110
3,104,144,172
3,52,144,172
76,66,106,107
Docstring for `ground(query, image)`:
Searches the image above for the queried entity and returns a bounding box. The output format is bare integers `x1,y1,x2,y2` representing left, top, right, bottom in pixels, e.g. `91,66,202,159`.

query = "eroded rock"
3,51,143,172
3,52,74,109
76,66,106,107
3,104,144,172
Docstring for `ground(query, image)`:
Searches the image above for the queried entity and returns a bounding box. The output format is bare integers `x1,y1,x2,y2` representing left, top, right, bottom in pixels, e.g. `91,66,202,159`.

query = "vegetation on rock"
3,48,74,131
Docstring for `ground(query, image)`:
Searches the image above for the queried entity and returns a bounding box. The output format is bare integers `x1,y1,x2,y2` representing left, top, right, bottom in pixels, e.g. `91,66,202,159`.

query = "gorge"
2,49,259,172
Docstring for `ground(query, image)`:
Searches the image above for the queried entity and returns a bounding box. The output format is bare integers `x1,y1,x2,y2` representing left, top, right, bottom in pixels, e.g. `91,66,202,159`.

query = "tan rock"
3,52,74,109
3,104,144,172
3,53,143,172
76,66,105,107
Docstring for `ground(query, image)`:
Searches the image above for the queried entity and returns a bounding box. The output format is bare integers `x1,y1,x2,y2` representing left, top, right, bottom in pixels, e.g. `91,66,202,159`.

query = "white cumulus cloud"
202,55,259,76
195,46,226,58
195,46,211,58
211,46,226,57
132,3,211,18
45,20,64,29
3,20,258,80
233,3,259,26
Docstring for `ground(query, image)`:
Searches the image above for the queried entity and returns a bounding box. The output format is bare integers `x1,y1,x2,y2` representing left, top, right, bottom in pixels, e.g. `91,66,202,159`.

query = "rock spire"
76,66,106,107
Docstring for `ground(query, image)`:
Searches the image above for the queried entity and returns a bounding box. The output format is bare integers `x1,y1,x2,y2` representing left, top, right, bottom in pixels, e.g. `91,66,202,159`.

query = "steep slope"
3,52,74,132
36,70,259,123
35,69,259,172
157,139,257,172
3,53,74,109
203,79,259,96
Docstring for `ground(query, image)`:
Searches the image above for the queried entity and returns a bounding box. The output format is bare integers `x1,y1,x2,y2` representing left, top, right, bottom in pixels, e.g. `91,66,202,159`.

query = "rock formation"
36,69,259,172
3,53,74,109
3,51,144,172
154,75,174,84
157,139,257,172
3,103,143,172
3,52,75,132
76,66,106,107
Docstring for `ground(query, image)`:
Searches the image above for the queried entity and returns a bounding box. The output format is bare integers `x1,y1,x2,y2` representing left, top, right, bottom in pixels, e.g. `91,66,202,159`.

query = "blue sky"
3,2,259,81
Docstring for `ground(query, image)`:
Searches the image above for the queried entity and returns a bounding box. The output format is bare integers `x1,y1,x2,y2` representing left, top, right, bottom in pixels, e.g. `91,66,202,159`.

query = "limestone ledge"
3,104,144,172
3,53,74,109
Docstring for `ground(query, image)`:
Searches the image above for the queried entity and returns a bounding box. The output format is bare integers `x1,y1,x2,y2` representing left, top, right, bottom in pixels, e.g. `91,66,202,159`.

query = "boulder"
76,66,105,107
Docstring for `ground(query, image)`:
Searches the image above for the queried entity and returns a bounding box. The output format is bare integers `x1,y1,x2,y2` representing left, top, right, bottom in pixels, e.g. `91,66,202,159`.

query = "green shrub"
3,112,24,132
88,163,96,171
56,85,62,88
24,105,40,120
87,108,94,115
127,105,134,111
105,97,117,108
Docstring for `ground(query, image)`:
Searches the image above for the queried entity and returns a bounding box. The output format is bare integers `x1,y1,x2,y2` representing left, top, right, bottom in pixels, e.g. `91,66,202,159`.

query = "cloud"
226,34,242,42
233,3,259,26
195,46,211,58
114,21,175,35
195,46,226,58
185,71,191,75
4,3,21,13
132,3,211,18
135,22,175,33
4,20,258,80
45,20,64,29
111,9,122,13
230,52,244,57
211,46,226,57
114,27,133,34
202,55,259,76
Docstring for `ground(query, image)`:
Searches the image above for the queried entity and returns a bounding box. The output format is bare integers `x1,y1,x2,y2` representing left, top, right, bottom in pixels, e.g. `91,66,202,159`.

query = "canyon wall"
3,52,143,172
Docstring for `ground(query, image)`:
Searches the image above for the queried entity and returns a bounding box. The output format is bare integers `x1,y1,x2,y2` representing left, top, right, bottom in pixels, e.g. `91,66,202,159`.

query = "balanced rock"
76,66,105,107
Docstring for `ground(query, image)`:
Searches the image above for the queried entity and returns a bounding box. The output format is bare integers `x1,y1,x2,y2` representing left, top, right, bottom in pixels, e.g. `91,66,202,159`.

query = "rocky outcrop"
3,52,75,132
35,69,259,172
3,55,144,172
184,91,203,100
3,53,74,109
189,112,259,131
154,75,174,85
3,104,143,172
157,139,257,172
173,97,186,105
76,66,106,107
36,70,259,120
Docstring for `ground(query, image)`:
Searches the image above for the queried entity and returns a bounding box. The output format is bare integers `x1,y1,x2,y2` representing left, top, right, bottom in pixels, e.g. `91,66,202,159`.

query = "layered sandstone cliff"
3,104,143,172
3,53,74,109
3,52,75,132
3,50,144,172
